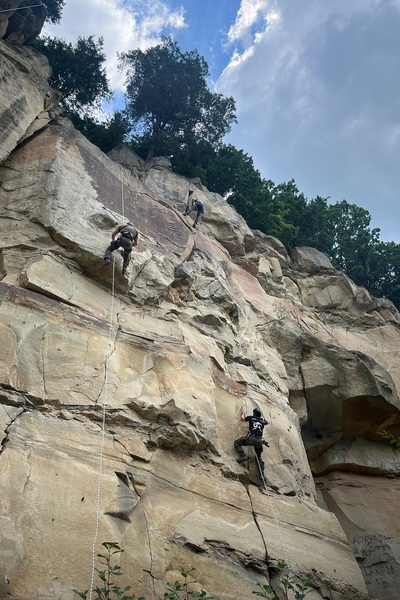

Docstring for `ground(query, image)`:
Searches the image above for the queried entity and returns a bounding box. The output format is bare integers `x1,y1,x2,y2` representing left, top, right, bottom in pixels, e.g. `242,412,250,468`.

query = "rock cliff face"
1,35,400,600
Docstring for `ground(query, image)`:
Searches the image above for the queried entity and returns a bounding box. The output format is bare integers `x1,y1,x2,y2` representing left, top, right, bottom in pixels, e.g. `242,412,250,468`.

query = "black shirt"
245,415,267,438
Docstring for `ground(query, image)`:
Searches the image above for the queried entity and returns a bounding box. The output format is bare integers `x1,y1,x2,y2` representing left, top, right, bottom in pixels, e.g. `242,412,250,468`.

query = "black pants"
234,435,264,461
104,238,132,271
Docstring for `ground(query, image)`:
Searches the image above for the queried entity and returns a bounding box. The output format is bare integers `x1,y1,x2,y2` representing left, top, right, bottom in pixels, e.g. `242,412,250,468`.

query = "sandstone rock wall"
0,39,399,600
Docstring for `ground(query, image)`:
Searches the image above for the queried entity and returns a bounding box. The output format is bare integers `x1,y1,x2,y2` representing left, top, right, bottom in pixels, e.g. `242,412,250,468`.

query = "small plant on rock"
253,559,313,600
379,430,400,449
73,543,213,600
73,541,144,600
164,567,214,600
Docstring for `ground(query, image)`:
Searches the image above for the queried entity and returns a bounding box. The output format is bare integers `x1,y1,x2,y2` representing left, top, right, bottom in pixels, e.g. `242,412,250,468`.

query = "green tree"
41,0,65,23
32,35,111,116
70,111,130,153
365,241,400,307
324,200,380,287
119,37,236,159
201,145,262,198
231,178,306,248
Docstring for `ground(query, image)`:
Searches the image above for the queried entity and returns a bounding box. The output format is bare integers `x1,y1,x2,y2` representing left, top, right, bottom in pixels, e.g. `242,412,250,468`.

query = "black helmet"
253,408,262,418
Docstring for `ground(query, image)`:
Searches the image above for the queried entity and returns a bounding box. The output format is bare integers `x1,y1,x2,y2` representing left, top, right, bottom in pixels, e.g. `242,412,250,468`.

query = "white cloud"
43,0,186,91
217,0,400,241
227,0,270,44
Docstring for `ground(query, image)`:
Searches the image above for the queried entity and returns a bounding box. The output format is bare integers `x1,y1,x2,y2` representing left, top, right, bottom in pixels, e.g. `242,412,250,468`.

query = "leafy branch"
379,430,400,449
73,543,213,600
73,542,144,600
253,559,313,600
164,567,214,600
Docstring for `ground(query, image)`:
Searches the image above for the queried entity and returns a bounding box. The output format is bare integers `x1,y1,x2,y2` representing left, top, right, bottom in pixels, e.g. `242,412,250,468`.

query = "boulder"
0,1,46,44
291,246,336,274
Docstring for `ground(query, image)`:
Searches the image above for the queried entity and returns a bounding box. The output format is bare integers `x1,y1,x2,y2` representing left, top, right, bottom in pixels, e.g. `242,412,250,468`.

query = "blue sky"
44,0,400,243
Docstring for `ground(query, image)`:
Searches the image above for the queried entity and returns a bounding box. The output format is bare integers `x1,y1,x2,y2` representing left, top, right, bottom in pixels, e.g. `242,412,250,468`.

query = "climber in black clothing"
103,221,138,275
234,408,269,472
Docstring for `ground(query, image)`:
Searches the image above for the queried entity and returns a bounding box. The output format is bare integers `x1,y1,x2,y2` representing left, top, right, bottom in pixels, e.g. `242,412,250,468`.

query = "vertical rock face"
1,42,400,600
0,1,46,44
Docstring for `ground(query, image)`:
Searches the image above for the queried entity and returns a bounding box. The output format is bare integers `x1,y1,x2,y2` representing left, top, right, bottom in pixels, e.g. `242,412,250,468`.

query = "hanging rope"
254,452,290,569
88,256,117,600
0,3,45,13
120,167,125,221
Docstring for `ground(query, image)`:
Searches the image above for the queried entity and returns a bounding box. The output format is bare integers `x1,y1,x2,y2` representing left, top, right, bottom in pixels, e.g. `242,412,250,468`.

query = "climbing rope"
254,452,290,569
120,166,125,221
88,256,117,600
0,3,45,13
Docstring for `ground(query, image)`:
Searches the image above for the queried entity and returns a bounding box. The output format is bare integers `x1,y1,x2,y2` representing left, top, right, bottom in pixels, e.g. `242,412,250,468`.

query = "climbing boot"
237,456,250,464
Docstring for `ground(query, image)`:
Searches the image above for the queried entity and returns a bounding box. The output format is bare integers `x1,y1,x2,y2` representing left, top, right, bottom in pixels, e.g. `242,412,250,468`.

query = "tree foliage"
119,37,236,159
69,111,130,154
41,0,65,24
32,35,111,116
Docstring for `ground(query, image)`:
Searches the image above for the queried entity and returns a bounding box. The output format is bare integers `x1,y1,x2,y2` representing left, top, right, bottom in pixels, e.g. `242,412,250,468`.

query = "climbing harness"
88,256,117,600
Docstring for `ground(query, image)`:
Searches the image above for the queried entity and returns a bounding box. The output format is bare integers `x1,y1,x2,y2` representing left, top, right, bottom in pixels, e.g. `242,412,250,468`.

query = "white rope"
120,167,125,221
88,256,117,600
0,3,45,14
254,452,290,569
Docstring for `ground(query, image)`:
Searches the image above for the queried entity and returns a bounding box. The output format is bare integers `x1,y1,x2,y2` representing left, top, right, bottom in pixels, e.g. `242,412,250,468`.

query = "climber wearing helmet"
103,221,138,275
234,407,269,472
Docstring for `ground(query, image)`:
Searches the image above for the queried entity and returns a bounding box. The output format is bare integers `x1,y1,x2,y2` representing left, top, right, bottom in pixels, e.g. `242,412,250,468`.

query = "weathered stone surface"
291,246,336,273
107,143,146,176
0,40,58,164
314,437,400,476
319,473,400,600
1,40,400,600
0,1,46,44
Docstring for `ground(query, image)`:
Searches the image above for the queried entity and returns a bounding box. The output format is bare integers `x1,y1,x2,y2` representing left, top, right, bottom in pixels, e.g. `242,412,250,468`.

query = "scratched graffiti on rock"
353,533,400,597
